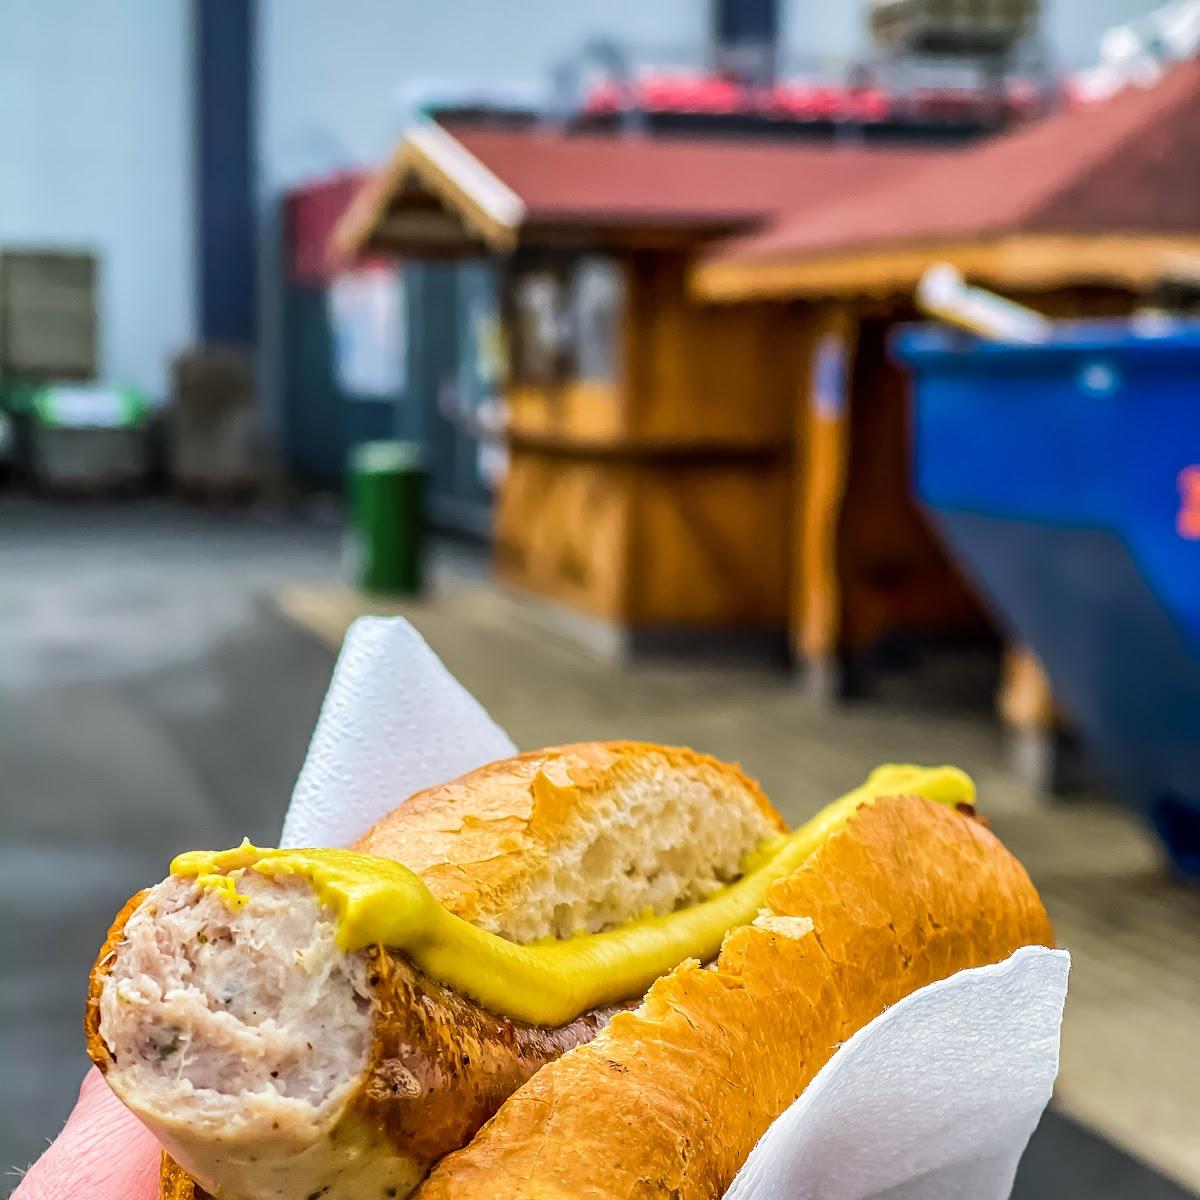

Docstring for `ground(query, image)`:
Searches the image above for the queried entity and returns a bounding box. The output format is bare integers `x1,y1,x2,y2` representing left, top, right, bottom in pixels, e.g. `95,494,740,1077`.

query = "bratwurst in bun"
83,745,1046,1200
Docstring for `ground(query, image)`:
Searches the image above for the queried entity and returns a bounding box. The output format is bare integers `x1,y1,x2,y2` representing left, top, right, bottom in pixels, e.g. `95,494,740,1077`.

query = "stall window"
508,254,624,386
570,257,623,384
513,268,568,385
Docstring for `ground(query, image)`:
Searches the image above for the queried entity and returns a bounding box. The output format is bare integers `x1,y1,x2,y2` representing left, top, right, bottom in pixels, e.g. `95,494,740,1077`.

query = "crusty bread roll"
413,794,1053,1200
85,743,782,1200
354,741,783,941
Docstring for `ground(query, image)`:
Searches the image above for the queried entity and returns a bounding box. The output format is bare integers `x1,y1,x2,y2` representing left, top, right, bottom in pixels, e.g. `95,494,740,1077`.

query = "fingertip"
13,1068,160,1200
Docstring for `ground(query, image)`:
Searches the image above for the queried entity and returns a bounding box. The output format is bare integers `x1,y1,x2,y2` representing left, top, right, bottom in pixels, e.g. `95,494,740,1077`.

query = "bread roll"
85,743,782,1200
414,794,1053,1200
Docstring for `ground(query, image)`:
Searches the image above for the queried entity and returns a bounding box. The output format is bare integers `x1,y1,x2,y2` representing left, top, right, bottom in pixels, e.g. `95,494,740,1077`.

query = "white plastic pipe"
917,263,1052,344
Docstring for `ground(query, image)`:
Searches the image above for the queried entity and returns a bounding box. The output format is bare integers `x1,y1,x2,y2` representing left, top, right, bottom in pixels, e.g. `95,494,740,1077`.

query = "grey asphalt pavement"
1,500,340,1182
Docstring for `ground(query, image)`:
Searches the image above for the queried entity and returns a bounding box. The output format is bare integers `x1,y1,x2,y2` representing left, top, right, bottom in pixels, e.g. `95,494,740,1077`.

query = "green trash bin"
348,441,427,595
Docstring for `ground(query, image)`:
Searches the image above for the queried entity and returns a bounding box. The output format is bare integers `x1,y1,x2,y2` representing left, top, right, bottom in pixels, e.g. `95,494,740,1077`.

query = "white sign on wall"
327,266,407,398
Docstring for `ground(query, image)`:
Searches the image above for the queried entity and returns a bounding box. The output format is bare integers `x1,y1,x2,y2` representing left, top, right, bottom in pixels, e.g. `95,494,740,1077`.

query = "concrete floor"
1,500,1194,1199
0,500,341,1183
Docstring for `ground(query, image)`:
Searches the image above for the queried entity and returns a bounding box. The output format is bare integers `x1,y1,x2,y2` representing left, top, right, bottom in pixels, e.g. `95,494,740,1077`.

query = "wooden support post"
997,645,1057,732
791,304,857,697
998,644,1061,793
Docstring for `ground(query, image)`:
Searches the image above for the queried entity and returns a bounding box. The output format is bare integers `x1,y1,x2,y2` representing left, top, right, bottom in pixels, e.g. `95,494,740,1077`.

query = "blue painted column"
194,0,257,344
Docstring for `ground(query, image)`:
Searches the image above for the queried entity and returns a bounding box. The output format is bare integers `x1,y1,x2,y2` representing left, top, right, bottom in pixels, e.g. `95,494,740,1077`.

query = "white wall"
1043,0,1168,68
257,0,709,190
0,0,193,397
779,1,871,69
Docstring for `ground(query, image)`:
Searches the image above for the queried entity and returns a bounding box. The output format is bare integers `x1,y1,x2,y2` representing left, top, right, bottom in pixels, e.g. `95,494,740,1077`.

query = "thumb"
13,1068,160,1200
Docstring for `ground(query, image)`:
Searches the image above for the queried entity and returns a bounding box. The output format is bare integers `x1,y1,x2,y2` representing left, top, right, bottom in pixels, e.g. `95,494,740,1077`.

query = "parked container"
897,319,1200,875
28,382,150,492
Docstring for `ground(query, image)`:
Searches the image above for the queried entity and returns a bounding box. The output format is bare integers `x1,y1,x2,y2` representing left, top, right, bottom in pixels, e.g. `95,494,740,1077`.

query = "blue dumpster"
895,320,1200,877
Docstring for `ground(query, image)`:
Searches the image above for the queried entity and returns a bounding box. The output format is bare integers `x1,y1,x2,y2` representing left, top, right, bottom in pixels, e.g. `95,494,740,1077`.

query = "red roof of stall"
332,123,938,260
703,57,1200,278
285,171,371,285
445,127,932,230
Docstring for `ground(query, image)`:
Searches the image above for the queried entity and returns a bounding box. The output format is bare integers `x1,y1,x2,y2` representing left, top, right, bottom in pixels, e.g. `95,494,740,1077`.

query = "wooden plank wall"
790,287,1137,689
494,448,634,621
506,381,626,445
624,253,796,448
495,449,791,629
625,456,790,627
495,248,802,632
836,310,993,657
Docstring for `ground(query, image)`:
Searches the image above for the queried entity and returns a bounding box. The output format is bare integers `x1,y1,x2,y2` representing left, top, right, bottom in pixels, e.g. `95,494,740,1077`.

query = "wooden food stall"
335,123,923,655
693,58,1200,711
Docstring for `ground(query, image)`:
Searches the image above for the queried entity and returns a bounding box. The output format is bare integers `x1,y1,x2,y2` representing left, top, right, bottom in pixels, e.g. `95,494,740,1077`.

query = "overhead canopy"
286,171,371,285
695,57,1200,301
332,122,932,262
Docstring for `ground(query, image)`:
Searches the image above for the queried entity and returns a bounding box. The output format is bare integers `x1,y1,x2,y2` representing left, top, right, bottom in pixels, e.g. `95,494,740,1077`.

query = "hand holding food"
9,1068,160,1200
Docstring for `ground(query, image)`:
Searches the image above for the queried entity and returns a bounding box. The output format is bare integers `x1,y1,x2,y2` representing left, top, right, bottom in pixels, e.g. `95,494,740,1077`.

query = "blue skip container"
895,320,1200,877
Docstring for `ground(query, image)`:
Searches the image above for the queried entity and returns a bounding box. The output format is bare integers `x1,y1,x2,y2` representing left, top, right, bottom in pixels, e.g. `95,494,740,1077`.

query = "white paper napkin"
726,946,1070,1199
279,617,1068,1198
281,616,516,848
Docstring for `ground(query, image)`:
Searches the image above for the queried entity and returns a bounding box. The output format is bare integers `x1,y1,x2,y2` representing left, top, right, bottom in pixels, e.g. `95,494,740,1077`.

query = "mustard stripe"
172,764,973,1027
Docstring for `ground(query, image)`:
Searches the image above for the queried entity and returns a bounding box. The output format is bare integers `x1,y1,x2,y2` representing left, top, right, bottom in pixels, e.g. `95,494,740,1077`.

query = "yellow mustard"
171,763,972,1027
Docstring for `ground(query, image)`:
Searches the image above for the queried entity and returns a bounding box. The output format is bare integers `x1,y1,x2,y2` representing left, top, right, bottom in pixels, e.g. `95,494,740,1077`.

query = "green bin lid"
31,383,149,429
350,440,425,475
